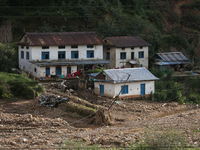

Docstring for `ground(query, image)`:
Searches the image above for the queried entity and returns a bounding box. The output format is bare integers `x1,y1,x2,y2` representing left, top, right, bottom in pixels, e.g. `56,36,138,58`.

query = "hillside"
1,0,200,66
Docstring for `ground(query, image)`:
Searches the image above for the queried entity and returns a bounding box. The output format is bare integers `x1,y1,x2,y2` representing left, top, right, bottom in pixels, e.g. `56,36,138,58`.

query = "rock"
20,138,28,143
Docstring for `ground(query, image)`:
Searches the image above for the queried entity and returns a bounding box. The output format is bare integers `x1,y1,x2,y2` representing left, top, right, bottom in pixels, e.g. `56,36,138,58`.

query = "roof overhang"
30,59,109,67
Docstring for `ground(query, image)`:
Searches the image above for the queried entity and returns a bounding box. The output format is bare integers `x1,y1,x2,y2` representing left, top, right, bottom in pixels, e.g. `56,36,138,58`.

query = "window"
138,51,144,58
34,68,37,72
106,52,110,60
26,46,29,49
122,47,125,50
107,48,110,50
121,85,128,94
87,50,94,58
131,47,134,50
87,45,94,48
71,51,78,58
58,51,66,59
140,46,143,49
21,51,24,59
59,46,65,49
42,46,49,49
42,52,49,59
120,52,126,60
21,46,24,49
131,52,134,60
26,52,29,60
71,45,78,49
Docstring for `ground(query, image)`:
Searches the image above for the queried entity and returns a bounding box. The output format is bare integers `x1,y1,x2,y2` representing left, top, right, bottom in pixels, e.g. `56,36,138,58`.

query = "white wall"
31,45,103,61
18,46,32,72
94,80,155,98
115,46,148,69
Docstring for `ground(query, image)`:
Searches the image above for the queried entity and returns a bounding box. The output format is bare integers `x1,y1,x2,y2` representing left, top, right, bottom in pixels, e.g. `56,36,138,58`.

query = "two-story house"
16,32,109,78
103,36,151,69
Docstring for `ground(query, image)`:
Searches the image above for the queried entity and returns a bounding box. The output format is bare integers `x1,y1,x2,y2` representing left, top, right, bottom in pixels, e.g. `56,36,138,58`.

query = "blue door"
56,67,61,75
100,85,104,96
140,84,145,96
46,68,50,77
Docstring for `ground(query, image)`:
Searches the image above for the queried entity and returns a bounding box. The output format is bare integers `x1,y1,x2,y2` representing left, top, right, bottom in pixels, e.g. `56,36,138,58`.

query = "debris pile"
38,95,69,107
0,113,69,127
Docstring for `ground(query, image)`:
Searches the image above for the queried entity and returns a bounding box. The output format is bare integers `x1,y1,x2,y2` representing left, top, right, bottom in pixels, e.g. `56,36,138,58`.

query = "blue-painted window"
42,52,49,60
131,52,134,60
120,52,126,60
138,51,144,58
106,52,110,60
26,52,29,60
58,51,65,59
87,50,94,58
71,51,78,58
121,85,128,94
21,51,24,59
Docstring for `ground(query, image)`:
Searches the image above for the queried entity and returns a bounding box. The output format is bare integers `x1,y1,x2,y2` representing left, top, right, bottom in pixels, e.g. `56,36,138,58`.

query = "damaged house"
16,32,109,78
103,36,151,69
153,52,191,71
94,68,159,98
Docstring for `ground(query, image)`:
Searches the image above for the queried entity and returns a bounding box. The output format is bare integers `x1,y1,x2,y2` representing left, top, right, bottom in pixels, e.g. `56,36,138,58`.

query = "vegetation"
150,68,200,104
0,72,44,99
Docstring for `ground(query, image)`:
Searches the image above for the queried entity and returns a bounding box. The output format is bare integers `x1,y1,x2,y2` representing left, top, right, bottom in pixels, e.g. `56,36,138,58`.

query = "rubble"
38,95,69,107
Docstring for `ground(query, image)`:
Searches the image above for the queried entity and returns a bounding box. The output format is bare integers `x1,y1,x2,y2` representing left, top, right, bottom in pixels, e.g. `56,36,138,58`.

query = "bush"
154,91,167,102
187,94,200,104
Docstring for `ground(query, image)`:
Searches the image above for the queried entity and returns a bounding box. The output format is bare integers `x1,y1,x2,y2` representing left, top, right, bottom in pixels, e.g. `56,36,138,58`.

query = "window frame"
26,51,29,60
58,46,65,49
71,45,78,49
87,45,94,48
42,46,49,49
138,51,144,59
87,50,94,58
131,52,134,60
21,51,24,59
121,85,128,94
41,51,50,60
120,52,126,60
58,51,66,59
71,51,79,59
106,52,110,60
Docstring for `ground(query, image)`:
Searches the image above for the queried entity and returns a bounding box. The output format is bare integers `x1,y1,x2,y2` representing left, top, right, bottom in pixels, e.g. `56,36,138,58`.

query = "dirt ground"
0,83,199,149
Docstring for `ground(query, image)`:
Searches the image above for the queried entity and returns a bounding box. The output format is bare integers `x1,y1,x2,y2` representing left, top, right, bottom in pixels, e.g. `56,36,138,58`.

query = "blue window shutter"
121,85,128,94
71,51,75,58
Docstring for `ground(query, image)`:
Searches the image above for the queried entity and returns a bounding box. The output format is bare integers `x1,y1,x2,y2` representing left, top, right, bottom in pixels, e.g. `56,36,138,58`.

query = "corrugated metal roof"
30,59,109,66
104,36,151,47
156,52,191,64
102,68,159,83
16,32,104,46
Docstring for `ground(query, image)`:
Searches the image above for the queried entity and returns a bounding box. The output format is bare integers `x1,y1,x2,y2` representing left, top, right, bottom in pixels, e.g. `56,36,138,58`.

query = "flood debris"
90,109,114,126
38,95,69,107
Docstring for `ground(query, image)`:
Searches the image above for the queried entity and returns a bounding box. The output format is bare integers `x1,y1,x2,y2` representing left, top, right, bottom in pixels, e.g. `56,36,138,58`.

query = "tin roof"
16,32,104,46
100,68,158,83
30,59,109,67
104,36,151,47
155,52,191,65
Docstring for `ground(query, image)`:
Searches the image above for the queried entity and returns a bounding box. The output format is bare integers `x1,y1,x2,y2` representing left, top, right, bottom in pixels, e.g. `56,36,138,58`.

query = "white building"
16,32,109,78
94,68,158,98
103,36,150,69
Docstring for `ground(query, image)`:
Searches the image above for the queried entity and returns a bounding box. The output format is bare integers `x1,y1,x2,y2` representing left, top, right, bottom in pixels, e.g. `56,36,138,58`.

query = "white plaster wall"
94,80,155,98
31,45,103,61
18,46,32,72
94,82,115,97
103,47,116,69
115,46,149,69
30,63,40,78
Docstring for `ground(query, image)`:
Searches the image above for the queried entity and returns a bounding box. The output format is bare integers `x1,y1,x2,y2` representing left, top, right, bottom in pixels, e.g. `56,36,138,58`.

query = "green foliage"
85,67,106,74
0,72,44,99
134,127,189,149
153,91,167,101
187,94,200,104
0,43,18,72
